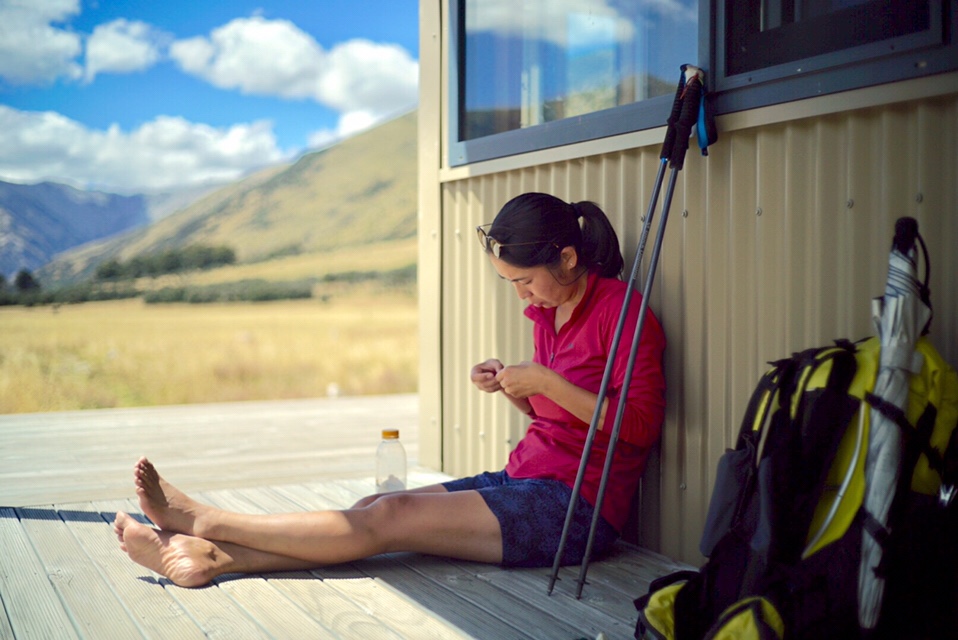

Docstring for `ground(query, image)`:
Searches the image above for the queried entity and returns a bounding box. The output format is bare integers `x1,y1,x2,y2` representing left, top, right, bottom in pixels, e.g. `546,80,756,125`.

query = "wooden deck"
0,396,690,639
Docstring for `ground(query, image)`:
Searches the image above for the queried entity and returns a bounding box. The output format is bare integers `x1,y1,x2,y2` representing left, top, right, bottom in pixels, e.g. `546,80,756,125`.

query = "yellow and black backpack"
635,335,958,640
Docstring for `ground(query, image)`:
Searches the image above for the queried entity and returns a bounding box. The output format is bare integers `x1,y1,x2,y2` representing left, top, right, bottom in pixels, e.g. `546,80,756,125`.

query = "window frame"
446,1,958,168
711,0,958,114
447,0,712,167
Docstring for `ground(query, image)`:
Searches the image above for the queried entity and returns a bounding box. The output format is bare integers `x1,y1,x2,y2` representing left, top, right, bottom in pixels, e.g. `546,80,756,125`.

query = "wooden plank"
214,577,343,638
15,506,146,639
204,485,477,639
470,564,634,639
581,543,693,599
75,498,208,640
0,508,78,640
105,499,284,639
275,478,658,637
159,580,276,640
328,575,475,640
209,482,492,638
335,555,525,640
393,555,588,640
266,575,408,640
182,488,357,637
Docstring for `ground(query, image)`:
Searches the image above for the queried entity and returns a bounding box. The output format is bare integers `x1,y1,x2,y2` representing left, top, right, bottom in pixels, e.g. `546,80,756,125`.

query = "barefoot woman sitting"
114,192,666,586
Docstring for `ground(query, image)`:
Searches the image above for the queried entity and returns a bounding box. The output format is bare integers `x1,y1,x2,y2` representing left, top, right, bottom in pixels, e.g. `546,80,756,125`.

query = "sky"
0,0,420,193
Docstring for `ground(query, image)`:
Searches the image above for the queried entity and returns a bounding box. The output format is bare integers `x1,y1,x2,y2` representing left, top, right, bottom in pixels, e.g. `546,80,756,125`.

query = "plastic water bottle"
376,428,406,493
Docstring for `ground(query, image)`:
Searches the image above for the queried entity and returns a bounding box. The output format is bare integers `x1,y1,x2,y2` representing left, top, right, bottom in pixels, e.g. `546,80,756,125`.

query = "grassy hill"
40,110,418,286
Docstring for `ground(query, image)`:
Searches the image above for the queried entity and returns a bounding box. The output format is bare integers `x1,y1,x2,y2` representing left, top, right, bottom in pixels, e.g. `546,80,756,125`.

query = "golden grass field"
0,289,418,414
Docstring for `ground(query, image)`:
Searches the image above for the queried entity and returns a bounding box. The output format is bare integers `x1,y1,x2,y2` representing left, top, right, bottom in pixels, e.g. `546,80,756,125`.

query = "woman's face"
489,249,581,309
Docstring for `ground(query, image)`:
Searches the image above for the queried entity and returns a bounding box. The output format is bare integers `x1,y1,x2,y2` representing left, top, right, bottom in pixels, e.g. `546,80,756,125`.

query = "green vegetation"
143,279,314,304
0,258,417,308
96,244,236,280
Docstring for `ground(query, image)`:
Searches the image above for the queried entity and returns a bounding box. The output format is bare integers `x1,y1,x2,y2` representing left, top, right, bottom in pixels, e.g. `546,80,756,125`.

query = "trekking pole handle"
668,65,704,170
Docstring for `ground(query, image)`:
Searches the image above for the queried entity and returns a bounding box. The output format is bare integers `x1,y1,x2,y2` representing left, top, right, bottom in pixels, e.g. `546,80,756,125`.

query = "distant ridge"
37,110,418,286
0,181,149,280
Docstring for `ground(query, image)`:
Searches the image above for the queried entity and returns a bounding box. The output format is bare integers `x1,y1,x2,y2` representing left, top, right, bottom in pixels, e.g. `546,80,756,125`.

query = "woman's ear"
560,246,579,271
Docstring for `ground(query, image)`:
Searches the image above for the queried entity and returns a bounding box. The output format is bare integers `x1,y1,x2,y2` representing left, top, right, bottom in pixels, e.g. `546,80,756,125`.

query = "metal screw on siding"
682,209,689,218
679,483,687,491
755,208,763,217
916,193,924,203
846,199,855,209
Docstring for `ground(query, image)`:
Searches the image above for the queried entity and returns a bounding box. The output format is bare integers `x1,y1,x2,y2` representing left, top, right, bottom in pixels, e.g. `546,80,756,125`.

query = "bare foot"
115,512,223,588
134,457,209,536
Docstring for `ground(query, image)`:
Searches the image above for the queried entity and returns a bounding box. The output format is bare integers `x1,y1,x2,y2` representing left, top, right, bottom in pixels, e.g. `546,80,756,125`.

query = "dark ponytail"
571,201,624,278
487,192,623,279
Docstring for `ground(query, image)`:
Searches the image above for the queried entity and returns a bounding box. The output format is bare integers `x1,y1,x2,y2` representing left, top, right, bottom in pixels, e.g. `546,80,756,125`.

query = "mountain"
0,181,150,280
39,109,418,286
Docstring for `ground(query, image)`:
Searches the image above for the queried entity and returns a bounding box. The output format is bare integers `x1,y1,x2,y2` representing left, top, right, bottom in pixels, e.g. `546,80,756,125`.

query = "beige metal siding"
416,0,443,470
434,91,958,564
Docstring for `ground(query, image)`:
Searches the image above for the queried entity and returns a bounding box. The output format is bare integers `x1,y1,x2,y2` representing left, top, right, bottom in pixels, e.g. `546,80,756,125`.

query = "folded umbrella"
858,217,933,629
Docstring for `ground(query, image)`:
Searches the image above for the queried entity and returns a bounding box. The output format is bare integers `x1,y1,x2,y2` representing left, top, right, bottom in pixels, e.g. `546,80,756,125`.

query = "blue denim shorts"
442,470,618,567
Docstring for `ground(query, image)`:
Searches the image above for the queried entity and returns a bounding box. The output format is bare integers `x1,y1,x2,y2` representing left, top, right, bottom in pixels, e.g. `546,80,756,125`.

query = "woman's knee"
357,493,425,548
351,494,380,509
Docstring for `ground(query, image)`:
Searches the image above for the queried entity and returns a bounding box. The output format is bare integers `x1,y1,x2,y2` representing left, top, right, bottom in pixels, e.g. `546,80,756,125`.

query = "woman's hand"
495,361,551,399
471,359,505,393
472,358,535,416
500,361,610,427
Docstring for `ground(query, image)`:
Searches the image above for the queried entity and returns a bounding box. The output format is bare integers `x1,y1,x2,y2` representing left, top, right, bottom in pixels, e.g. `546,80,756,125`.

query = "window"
448,1,958,166
715,0,956,112
450,0,699,165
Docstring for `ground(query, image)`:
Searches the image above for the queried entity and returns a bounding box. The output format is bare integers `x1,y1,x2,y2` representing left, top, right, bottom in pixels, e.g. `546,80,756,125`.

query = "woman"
113,192,665,587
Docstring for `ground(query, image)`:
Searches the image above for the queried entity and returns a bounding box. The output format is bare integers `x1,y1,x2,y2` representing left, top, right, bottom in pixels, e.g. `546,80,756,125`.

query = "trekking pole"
547,64,714,597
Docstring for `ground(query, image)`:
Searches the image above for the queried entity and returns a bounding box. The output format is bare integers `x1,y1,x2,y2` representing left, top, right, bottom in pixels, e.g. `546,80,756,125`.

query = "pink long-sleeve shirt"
504,272,666,531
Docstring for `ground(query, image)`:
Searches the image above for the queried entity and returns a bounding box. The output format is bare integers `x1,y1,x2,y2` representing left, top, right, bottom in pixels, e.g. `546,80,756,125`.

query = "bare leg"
134,456,446,534
120,457,503,584
115,512,316,587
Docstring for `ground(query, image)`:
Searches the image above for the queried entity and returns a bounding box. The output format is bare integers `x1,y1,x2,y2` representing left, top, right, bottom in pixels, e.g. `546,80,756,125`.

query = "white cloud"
170,17,325,98
319,39,419,113
0,105,289,192
170,16,418,133
0,0,82,84
464,0,697,46
84,19,169,82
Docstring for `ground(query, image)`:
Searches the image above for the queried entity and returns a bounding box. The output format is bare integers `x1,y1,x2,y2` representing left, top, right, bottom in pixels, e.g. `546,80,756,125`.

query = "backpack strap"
760,342,859,568
865,392,947,480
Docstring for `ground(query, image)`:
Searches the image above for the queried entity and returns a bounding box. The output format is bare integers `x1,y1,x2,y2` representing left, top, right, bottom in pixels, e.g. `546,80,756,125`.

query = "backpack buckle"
939,483,956,508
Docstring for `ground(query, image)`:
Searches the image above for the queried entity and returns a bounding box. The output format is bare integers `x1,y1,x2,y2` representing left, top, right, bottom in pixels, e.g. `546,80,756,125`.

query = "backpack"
634,335,958,640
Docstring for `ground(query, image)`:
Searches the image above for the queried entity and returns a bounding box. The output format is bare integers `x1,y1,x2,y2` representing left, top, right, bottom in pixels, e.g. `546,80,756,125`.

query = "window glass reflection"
461,0,698,141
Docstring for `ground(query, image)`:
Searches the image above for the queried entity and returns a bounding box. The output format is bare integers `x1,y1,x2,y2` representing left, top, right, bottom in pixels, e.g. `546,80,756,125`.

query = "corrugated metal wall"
438,92,958,564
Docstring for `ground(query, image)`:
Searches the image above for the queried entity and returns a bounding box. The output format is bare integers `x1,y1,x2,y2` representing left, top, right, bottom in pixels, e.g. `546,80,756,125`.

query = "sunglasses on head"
476,225,555,259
